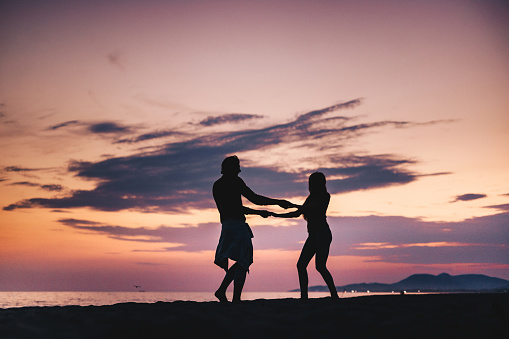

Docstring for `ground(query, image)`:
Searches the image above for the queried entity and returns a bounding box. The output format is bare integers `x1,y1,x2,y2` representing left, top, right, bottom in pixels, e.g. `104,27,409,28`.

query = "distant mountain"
294,273,509,293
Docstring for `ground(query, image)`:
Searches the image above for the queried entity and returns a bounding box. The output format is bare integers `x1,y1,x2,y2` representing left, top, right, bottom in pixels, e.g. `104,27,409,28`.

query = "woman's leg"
315,232,338,298
297,237,317,300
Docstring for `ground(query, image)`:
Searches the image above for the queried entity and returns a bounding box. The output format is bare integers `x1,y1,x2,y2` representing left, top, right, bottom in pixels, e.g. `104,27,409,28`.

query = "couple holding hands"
213,156,339,303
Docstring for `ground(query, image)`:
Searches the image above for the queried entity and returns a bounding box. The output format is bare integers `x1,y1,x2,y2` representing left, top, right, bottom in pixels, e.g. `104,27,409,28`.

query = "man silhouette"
213,155,294,303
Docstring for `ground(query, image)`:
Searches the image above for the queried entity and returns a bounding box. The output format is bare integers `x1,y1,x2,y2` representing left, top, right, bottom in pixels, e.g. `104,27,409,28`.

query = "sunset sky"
1,0,508,292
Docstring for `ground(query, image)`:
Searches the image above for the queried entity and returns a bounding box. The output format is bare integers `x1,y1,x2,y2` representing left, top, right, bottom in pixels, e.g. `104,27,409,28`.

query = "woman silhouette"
272,172,339,300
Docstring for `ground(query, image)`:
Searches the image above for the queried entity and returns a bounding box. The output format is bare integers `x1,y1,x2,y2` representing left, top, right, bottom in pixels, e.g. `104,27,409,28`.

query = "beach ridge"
1,293,507,338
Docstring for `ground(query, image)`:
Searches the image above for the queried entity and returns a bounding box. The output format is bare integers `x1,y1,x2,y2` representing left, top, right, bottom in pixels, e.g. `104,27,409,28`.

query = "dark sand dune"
1,294,507,338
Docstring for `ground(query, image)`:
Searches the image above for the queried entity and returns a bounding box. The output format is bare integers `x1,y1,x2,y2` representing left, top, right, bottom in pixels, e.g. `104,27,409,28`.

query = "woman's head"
308,172,327,193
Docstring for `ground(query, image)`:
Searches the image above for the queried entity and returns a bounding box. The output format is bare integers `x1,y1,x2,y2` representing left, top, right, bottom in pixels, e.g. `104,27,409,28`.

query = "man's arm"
243,206,271,218
241,183,296,209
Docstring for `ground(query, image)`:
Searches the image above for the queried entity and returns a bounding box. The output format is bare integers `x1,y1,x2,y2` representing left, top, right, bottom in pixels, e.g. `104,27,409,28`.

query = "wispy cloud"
452,193,487,202
47,120,132,134
116,130,186,144
88,122,131,134
48,120,80,130
4,99,453,212
199,113,264,126
9,181,39,187
9,181,63,191
485,203,509,212
41,184,64,192
4,166,42,172
59,218,218,250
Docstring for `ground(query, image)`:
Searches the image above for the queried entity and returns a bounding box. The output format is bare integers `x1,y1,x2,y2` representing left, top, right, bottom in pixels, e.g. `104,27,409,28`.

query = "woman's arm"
300,193,330,214
271,207,302,218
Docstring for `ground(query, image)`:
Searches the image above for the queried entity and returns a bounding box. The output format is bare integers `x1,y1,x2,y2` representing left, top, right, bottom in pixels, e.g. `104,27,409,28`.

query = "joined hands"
278,199,299,209
259,210,271,218
259,211,277,218
259,200,299,218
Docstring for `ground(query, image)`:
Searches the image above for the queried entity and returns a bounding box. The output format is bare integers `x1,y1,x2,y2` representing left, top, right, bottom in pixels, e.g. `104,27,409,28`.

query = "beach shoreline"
1,293,507,338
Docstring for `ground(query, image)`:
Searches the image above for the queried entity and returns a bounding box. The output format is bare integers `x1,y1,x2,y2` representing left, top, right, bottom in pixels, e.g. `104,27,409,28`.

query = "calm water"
0,291,393,309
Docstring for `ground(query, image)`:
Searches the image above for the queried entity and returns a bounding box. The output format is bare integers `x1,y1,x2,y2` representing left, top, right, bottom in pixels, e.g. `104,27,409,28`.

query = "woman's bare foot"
215,290,228,303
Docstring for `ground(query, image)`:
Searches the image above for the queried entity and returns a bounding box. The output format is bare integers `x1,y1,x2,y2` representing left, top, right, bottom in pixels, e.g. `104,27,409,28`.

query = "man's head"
221,155,241,175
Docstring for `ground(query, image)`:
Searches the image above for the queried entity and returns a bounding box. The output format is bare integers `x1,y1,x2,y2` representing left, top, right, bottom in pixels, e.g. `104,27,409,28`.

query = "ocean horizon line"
0,291,393,309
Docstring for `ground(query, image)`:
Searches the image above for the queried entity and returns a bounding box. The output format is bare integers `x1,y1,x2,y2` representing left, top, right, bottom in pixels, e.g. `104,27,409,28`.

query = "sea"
0,291,396,309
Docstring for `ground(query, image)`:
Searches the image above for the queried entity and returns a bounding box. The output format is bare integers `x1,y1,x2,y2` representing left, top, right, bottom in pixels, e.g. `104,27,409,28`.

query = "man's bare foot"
215,290,228,303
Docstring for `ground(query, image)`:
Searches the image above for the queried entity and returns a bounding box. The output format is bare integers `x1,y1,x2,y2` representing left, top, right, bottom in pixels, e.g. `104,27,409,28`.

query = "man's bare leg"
215,263,241,303
232,265,247,303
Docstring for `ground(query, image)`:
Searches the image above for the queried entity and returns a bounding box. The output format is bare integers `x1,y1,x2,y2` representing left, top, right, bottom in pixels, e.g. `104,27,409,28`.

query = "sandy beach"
1,293,507,338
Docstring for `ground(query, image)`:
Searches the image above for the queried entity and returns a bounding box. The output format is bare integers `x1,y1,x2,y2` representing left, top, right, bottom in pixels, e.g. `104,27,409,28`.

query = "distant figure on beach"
271,172,339,300
213,155,294,303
